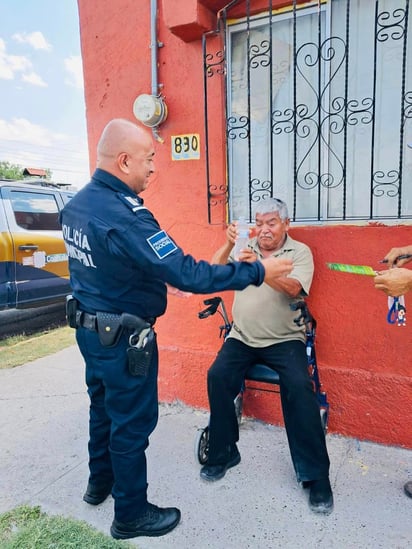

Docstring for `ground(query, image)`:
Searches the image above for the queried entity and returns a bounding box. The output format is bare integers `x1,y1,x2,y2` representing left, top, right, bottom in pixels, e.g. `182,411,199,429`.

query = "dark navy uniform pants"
207,338,330,482
76,327,158,522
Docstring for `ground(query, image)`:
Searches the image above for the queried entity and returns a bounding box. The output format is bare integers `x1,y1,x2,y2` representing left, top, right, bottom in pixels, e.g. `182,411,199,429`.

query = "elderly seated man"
200,197,333,515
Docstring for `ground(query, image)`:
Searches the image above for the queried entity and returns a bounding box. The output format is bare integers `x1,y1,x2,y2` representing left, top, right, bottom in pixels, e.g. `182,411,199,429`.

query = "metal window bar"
269,1,274,189
246,0,253,222
202,16,227,224
370,2,378,220
343,0,350,220
292,0,298,220
398,0,410,217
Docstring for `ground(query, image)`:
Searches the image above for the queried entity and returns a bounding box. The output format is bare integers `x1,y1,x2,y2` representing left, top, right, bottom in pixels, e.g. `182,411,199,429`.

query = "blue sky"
0,0,89,187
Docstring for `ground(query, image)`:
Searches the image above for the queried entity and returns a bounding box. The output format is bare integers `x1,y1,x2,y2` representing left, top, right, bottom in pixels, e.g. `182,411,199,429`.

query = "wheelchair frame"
195,296,329,465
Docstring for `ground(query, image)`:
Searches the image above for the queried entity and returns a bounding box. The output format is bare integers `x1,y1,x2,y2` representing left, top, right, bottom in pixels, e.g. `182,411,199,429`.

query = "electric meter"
132,94,168,127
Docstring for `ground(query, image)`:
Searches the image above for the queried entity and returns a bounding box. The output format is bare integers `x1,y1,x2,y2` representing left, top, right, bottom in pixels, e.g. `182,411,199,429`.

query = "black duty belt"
77,311,98,331
77,311,155,331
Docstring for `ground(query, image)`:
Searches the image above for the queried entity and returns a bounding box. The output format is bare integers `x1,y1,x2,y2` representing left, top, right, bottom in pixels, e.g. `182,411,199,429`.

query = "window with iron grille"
203,0,412,223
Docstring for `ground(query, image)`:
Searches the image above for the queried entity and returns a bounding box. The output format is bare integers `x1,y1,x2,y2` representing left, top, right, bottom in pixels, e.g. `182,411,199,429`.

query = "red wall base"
158,346,412,449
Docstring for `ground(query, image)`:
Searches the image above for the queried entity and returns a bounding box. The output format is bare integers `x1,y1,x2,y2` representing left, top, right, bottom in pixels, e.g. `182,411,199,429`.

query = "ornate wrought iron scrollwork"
372,170,400,198
272,107,295,134
205,50,226,77
204,32,228,223
250,179,272,203
404,91,412,121
208,182,228,201
347,97,374,126
377,8,407,42
292,36,348,193
227,115,249,139
249,40,271,68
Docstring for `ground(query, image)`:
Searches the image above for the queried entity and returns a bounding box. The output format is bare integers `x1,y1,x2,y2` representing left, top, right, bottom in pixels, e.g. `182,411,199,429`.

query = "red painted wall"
77,0,412,448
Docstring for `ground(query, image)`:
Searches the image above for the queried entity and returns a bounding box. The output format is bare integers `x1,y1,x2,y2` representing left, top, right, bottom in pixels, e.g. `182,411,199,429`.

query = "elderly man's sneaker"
110,503,181,539
83,481,113,505
308,478,334,514
200,448,241,481
404,480,412,498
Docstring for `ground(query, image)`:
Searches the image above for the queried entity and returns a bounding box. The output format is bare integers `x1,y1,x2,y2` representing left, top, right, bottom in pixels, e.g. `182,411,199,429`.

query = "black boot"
200,446,241,482
110,503,181,539
83,480,113,505
307,477,334,514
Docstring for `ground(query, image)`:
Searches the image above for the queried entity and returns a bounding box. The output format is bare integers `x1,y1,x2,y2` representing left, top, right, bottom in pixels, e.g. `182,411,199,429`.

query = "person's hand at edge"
374,268,412,296
381,245,412,267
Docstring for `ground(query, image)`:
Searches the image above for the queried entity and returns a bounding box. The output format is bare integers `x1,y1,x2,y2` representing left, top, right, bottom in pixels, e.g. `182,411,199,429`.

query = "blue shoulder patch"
147,230,178,259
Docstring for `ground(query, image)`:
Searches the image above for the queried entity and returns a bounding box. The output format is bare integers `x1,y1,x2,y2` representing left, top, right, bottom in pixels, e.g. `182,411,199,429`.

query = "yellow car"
0,180,75,310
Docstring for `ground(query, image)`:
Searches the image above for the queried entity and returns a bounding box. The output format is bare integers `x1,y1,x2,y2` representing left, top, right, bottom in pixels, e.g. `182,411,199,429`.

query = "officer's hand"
261,257,293,285
238,249,257,263
374,268,412,296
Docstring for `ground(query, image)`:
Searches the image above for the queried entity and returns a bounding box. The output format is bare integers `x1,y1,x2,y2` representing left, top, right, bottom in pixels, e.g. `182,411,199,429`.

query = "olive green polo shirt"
228,234,314,347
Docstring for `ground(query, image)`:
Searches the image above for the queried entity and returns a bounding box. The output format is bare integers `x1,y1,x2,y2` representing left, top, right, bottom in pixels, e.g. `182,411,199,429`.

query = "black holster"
126,329,156,376
120,313,155,376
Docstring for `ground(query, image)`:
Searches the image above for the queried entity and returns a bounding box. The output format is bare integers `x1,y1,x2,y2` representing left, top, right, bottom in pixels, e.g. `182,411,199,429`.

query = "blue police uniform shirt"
60,169,265,319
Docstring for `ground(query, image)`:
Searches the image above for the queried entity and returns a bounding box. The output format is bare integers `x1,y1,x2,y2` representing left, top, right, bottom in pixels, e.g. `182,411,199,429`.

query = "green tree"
0,161,24,180
0,162,53,181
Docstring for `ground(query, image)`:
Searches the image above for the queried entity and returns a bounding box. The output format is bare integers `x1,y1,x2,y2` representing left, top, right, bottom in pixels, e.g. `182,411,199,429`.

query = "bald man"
60,118,293,540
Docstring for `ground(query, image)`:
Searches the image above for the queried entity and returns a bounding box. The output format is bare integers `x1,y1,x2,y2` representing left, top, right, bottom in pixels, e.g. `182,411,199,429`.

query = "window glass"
10,191,61,230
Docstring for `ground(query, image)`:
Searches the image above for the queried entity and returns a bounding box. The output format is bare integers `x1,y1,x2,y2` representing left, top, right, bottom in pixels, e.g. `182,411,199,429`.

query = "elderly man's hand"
261,256,293,285
237,248,257,263
226,222,238,245
374,268,412,296
166,284,193,298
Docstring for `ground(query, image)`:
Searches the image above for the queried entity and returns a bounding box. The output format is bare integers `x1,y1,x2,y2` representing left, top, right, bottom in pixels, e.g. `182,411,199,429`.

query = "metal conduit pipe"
133,0,167,141
150,0,158,97
150,0,165,142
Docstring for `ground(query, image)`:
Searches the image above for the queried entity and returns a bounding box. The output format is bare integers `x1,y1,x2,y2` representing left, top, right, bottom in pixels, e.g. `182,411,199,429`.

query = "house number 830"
171,134,200,161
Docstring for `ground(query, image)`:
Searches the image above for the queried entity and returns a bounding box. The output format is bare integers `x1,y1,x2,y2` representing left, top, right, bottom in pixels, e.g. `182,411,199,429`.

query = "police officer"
60,118,293,541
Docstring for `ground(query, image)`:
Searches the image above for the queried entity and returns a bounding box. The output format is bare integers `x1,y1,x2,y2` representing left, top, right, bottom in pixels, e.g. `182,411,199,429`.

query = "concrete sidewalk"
0,345,411,548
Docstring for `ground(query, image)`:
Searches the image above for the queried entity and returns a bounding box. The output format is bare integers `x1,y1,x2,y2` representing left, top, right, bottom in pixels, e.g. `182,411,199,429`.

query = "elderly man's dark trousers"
207,338,330,482
76,327,159,522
